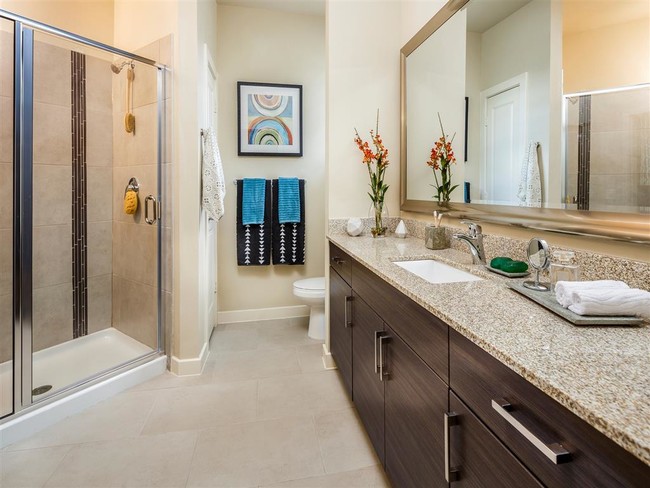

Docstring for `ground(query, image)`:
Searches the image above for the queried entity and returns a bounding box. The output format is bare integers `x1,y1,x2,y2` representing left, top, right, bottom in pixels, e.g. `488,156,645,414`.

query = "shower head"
110,60,134,74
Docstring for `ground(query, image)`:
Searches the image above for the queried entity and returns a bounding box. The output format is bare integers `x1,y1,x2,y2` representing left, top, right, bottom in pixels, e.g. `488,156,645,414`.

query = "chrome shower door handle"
144,195,158,225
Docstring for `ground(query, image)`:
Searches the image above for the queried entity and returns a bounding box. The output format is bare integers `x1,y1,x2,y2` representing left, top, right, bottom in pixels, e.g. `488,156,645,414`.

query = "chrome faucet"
453,221,486,265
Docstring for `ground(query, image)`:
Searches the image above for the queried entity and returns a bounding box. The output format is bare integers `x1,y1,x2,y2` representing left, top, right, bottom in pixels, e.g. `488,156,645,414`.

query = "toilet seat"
293,277,325,299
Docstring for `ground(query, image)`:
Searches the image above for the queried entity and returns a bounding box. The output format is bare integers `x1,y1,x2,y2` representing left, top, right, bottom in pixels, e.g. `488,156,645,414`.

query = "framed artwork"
237,81,303,157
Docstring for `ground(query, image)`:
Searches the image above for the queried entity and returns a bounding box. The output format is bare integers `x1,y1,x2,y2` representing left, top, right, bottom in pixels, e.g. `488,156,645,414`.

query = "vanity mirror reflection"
400,0,650,242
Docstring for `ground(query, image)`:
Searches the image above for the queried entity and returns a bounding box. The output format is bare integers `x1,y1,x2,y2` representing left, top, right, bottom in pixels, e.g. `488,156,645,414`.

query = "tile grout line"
311,413,328,477
182,432,201,488
38,444,75,488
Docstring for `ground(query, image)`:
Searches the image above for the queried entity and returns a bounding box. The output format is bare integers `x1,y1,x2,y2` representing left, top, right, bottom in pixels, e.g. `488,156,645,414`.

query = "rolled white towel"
568,288,650,318
555,280,629,308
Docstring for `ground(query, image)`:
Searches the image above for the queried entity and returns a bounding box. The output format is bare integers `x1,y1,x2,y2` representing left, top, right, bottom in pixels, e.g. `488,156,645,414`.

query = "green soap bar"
490,257,513,270
501,261,528,273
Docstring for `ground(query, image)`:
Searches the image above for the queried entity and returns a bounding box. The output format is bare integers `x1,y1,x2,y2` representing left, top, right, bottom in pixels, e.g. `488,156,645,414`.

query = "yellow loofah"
123,190,138,215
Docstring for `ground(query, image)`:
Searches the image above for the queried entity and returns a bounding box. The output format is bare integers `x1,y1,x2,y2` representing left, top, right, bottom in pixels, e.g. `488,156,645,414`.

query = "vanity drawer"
329,242,352,286
449,329,649,487
352,259,448,383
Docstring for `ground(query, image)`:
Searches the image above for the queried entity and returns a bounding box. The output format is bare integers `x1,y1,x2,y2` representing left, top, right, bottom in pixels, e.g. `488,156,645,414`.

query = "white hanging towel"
517,141,542,207
201,127,226,221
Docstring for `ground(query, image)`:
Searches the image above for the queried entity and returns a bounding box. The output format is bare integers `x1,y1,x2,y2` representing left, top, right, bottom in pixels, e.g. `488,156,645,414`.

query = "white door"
480,74,527,205
204,45,218,339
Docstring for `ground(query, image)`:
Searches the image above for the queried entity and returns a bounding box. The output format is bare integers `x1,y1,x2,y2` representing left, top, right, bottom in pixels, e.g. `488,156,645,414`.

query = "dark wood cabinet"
352,259,449,382
329,267,353,398
351,293,385,465
327,242,650,488
449,392,543,488
450,329,650,488
384,325,449,488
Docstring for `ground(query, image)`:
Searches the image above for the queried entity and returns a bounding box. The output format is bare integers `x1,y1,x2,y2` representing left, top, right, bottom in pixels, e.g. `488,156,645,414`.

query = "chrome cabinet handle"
374,331,383,374
344,296,353,328
378,335,390,381
444,412,460,482
144,195,158,225
492,399,570,464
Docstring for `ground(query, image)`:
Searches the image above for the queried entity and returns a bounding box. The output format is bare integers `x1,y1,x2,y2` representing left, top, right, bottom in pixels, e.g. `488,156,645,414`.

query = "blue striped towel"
277,177,301,223
241,178,266,225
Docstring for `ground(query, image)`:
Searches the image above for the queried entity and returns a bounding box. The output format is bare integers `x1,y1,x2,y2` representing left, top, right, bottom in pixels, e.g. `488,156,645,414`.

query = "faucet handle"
460,220,482,237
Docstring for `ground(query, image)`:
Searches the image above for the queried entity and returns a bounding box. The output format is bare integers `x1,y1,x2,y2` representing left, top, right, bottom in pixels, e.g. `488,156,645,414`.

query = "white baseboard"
217,305,309,324
322,343,337,370
170,341,210,376
0,356,165,449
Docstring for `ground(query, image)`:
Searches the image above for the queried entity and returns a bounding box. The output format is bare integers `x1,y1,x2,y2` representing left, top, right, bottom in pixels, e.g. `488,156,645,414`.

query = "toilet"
293,277,326,340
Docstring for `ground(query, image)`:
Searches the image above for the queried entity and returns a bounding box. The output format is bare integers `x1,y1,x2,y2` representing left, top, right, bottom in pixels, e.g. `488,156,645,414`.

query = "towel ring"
124,177,140,197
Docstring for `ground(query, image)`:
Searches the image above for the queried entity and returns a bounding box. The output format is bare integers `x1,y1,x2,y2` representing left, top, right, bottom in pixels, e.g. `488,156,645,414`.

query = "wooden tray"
485,265,530,278
506,282,644,326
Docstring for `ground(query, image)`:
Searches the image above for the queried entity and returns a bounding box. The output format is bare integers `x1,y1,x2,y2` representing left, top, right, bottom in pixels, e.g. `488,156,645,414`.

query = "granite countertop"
328,233,650,466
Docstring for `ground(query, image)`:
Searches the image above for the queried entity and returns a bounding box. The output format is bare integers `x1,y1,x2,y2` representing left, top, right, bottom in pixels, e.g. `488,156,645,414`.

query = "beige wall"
327,0,401,220
216,4,326,313
0,0,114,45
564,18,650,94
114,0,216,369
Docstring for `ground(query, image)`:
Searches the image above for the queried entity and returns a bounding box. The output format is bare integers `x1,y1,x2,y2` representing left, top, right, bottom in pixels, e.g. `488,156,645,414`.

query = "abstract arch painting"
237,82,303,157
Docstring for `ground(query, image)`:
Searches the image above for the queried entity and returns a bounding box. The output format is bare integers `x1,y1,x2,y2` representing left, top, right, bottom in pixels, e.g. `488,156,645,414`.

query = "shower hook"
124,177,140,197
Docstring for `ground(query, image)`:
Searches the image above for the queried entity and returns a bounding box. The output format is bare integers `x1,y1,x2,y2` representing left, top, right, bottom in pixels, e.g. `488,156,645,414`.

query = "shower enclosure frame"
1,9,167,421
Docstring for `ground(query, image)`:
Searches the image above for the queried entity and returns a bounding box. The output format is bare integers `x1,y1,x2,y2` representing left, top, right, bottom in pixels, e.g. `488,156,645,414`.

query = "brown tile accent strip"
577,94,591,211
71,51,87,338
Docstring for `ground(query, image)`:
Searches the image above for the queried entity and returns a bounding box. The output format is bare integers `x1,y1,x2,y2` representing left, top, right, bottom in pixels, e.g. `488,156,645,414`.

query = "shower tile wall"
112,38,171,350
31,38,114,351
566,87,650,213
0,29,13,364
590,88,650,212
0,37,115,361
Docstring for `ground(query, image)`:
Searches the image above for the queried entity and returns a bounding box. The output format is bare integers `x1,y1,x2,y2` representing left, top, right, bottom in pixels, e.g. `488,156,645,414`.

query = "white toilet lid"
294,277,325,291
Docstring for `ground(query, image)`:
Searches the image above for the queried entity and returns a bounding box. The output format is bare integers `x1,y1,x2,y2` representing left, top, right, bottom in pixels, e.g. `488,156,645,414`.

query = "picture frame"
237,81,303,157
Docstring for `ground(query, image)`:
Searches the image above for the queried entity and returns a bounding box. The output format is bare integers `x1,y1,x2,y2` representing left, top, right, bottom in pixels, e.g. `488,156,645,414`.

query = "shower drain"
32,385,53,396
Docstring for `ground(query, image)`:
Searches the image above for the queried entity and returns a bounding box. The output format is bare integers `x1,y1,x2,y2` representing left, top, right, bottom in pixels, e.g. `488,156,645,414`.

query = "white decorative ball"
346,217,364,236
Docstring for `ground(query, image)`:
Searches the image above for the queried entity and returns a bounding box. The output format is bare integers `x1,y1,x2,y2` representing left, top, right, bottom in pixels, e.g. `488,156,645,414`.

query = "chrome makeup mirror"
523,238,551,291
399,0,650,244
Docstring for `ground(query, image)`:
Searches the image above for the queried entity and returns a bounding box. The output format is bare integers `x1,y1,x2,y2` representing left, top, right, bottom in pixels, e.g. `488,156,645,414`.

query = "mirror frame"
400,0,650,244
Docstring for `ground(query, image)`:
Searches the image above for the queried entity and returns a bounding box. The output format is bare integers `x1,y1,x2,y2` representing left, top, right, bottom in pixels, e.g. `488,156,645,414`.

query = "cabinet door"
352,293,385,465
448,392,542,488
383,325,448,488
329,267,353,398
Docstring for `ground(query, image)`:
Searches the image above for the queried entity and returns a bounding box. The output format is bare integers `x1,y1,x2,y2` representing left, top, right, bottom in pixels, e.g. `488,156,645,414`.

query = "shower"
0,8,168,439
110,59,134,74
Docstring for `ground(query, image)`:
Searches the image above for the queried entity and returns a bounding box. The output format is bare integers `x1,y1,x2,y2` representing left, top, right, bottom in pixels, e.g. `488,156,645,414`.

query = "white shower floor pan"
0,328,164,447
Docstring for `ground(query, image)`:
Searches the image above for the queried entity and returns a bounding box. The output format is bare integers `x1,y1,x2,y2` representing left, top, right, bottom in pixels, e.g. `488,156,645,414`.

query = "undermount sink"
393,259,483,284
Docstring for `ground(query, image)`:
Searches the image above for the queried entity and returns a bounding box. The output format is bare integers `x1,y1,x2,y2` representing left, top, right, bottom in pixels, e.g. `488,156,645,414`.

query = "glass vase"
368,201,389,238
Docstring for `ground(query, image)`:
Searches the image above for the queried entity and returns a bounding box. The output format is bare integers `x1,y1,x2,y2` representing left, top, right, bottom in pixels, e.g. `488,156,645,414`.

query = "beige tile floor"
1,318,391,488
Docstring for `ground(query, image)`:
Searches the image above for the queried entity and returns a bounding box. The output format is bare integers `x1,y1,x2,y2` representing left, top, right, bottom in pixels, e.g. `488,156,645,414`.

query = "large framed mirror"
400,0,650,243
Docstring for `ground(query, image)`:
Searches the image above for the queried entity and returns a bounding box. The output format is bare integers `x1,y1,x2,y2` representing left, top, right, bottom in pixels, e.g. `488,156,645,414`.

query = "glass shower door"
1,18,14,418
27,29,162,403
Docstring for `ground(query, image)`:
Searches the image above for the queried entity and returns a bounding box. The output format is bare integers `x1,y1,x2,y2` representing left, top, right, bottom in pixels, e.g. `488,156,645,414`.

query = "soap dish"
485,265,530,278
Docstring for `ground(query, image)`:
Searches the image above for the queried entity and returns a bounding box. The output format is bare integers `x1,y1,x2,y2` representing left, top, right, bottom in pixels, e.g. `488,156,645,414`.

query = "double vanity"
328,234,649,487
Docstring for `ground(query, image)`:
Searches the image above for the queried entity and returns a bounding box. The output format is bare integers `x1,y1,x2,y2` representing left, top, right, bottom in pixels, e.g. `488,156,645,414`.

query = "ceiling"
217,0,325,17
466,0,532,33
